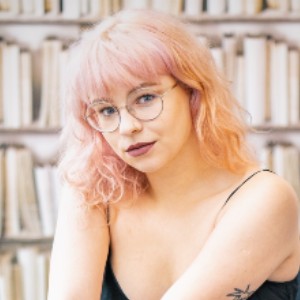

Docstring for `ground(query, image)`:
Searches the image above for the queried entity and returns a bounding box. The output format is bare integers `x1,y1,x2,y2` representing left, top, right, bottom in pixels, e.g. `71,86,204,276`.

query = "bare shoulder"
222,170,299,221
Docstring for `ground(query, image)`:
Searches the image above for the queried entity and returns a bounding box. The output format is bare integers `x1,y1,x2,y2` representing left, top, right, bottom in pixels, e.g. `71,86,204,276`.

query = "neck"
145,135,233,207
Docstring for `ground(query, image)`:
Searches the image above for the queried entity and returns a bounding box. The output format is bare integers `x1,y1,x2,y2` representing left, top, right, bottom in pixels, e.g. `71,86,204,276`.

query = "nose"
118,108,143,135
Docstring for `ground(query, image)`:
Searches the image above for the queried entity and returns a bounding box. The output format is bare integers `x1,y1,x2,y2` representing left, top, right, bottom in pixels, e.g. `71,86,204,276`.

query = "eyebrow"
90,81,161,105
127,81,160,96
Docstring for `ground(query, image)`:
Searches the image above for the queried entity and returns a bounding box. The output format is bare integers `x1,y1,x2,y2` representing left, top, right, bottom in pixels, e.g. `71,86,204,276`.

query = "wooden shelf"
0,127,61,134
182,12,300,24
0,13,101,25
0,237,53,252
251,125,300,132
0,237,53,245
1,11,300,25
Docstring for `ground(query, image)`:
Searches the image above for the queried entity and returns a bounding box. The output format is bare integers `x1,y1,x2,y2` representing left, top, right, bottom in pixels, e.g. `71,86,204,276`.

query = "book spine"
244,35,267,125
184,0,203,16
288,49,300,125
227,0,245,15
206,0,226,15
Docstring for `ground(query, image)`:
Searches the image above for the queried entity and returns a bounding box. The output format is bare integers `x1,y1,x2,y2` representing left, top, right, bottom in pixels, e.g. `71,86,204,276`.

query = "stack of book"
259,142,300,199
0,37,69,129
209,33,300,127
0,247,50,300
1,1,300,19
0,145,60,239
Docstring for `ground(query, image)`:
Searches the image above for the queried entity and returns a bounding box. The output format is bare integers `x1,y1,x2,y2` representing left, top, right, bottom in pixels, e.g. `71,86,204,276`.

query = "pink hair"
59,9,257,206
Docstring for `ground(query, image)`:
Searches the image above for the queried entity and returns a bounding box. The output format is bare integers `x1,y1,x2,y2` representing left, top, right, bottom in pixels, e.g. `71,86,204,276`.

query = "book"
36,253,49,300
17,148,41,237
0,146,5,237
227,0,245,15
4,147,21,238
20,50,33,127
0,38,4,124
58,47,69,127
10,0,20,14
271,42,289,126
21,0,34,14
49,0,60,15
244,35,267,125
266,0,289,11
0,253,14,300
3,43,22,128
206,0,226,15
245,0,263,14
184,0,203,16
122,0,150,9
90,0,100,16
111,0,121,13
222,33,237,85
80,0,89,16
39,38,62,128
233,54,245,108
33,0,45,16
272,144,300,199
291,0,300,11
48,39,63,128
62,0,80,18
288,48,300,125
17,247,39,300
210,47,225,75
152,0,183,15
34,165,55,237
49,164,61,222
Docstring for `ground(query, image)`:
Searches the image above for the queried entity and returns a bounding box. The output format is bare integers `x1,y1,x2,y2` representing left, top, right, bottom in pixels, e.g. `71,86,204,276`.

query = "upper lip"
126,142,155,152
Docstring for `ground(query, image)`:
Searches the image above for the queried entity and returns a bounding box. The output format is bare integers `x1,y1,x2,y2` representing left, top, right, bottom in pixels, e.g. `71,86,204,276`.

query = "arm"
47,186,109,300
162,173,300,300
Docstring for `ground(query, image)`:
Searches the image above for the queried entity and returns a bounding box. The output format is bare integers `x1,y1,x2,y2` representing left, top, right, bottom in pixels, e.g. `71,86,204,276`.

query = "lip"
126,142,156,157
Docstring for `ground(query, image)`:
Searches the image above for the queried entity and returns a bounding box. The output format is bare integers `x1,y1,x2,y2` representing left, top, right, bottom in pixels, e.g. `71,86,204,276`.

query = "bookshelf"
1,0,300,299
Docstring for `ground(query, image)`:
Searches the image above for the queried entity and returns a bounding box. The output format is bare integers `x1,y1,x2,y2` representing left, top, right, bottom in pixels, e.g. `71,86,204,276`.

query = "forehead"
90,77,171,104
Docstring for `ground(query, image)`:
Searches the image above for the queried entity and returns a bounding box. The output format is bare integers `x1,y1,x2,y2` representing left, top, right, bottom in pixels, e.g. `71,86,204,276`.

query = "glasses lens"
86,101,119,132
127,90,163,121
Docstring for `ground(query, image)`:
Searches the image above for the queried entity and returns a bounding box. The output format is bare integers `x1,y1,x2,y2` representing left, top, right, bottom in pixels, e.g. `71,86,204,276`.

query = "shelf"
182,12,300,24
251,125,300,133
0,127,61,134
1,11,300,25
0,237,53,245
0,13,101,25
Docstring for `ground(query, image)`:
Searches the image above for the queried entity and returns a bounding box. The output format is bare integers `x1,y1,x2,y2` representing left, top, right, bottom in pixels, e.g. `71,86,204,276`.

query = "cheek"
101,134,120,155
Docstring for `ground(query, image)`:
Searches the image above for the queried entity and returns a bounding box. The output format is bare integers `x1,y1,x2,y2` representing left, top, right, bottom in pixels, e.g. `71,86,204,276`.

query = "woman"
48,9,300,300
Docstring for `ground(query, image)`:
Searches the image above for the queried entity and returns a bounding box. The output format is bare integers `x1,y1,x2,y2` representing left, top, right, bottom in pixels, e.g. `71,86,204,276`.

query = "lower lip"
127,142,155,157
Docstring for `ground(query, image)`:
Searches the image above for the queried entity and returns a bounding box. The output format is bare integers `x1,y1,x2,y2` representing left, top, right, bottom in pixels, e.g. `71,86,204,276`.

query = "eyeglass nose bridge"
117,103,138,119
116,102,141,123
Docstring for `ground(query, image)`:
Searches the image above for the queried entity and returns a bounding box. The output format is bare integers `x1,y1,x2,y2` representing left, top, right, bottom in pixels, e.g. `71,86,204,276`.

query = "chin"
127,159,164,174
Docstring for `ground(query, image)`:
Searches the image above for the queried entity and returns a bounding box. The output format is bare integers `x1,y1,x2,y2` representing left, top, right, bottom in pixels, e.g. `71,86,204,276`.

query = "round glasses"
84,82,178,133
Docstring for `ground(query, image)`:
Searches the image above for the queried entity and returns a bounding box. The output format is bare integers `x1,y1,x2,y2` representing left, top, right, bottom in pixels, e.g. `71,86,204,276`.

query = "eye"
136,93,157,105
99,106,118,116
89,101,118,117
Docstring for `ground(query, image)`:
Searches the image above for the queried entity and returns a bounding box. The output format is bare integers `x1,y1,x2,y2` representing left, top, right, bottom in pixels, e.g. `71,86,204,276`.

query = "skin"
48,75,300,300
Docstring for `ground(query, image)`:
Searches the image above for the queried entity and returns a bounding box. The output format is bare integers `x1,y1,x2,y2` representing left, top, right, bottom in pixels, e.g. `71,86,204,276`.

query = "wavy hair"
59,9,257,206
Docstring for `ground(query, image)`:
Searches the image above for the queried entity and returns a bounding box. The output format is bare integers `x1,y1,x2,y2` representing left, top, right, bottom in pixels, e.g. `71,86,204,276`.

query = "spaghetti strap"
221,169,273,209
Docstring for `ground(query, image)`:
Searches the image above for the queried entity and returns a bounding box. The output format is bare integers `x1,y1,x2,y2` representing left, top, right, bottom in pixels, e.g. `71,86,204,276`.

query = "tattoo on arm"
226,284,254,300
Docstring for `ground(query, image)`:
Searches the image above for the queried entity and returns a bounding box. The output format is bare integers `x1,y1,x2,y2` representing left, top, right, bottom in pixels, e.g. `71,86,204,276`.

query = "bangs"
73,28,171,105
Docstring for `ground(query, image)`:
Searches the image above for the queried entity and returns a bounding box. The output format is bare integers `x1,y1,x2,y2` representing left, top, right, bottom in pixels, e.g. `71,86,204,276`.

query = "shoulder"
217,170,299,256
222,170,299,220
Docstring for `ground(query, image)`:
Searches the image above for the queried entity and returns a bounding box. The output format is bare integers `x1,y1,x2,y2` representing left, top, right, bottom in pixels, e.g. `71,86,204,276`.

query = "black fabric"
249,278,298,300
101,169,298,299
101,259,298,300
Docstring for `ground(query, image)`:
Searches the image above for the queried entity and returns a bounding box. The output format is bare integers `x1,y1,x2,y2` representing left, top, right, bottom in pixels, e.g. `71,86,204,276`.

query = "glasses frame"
84,82,178,133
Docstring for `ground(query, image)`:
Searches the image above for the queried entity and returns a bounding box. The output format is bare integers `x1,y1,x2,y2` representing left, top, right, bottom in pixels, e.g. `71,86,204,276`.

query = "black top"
101,170,299,299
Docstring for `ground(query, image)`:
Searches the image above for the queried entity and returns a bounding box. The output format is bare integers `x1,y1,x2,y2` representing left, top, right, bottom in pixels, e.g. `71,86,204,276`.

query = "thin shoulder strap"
221,169,273,209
